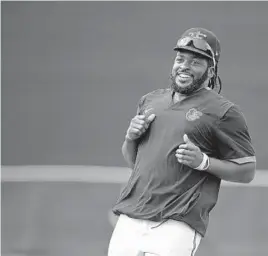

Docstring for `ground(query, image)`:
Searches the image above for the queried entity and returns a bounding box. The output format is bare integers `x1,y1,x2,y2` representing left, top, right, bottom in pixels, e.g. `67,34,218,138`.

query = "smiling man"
108,28,256,256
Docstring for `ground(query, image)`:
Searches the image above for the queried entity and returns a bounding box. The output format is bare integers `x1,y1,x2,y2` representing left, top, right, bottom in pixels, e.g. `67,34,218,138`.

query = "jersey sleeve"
215,105,256,164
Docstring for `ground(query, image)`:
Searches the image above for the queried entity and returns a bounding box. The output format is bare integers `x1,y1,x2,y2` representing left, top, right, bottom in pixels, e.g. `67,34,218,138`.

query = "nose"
179,60,191,70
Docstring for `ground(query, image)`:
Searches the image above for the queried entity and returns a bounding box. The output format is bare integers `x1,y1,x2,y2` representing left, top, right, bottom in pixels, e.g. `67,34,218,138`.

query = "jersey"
113,87,256,237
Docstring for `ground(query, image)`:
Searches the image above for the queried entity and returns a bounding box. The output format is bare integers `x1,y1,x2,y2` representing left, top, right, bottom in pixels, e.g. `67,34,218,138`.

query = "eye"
191,59,202,66
175,57,184,63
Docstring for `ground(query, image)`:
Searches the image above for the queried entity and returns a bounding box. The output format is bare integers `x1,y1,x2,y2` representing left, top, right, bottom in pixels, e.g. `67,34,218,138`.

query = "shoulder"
136,88,171,114
207,92,248,127
219,104,248,127
141,88,171,99
204,89,236,118
139,88,171,103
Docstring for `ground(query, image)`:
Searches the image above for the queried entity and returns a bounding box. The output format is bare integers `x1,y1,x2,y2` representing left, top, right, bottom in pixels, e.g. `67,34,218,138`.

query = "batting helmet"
174,27,221,66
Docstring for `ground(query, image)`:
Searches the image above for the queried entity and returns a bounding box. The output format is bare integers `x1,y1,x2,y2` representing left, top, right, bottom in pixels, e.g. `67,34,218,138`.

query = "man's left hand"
175,134,204,169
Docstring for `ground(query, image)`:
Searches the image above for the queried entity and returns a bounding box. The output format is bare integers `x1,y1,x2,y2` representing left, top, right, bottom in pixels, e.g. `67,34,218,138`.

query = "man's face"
171,50,210,95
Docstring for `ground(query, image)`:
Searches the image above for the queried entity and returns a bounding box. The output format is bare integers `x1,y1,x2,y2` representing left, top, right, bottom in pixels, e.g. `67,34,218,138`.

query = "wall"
2,2,268,167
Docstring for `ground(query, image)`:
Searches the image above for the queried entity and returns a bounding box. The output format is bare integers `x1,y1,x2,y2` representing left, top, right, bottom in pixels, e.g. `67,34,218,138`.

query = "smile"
178,73,192,79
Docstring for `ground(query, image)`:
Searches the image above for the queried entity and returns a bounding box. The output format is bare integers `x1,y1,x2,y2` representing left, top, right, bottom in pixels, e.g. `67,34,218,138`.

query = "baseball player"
108,27,256,256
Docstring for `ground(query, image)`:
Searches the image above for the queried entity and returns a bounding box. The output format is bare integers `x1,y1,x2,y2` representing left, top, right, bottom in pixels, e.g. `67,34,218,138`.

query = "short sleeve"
215,105,256,164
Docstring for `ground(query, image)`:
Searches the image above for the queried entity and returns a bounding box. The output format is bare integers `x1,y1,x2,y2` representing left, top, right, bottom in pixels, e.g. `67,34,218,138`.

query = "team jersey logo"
188,31,207,39
186,108,203,121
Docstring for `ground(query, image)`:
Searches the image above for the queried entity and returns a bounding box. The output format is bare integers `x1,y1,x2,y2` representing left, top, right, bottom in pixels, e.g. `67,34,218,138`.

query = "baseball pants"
108,214,201,256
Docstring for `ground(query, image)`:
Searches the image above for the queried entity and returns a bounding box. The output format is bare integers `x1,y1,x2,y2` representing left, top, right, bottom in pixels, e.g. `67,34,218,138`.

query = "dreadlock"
208,60,222,94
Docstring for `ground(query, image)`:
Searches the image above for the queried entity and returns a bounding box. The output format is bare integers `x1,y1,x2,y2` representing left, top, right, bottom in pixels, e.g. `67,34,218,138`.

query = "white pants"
108,214,202,256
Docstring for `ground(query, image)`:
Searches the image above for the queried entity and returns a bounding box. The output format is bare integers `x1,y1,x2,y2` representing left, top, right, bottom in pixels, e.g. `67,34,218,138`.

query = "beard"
170,68,209,96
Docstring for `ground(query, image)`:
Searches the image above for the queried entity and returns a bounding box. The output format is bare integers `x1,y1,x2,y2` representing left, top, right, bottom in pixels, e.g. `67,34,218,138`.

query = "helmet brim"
174,46,213,60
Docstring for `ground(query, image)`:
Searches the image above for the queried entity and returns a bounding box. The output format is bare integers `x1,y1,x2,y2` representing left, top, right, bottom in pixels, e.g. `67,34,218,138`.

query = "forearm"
122,138,138,169
206,157,256,183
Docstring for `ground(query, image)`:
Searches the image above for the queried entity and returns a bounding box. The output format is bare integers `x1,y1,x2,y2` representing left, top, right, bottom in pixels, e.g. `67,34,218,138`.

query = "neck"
172,84,207,104
172,92,187,103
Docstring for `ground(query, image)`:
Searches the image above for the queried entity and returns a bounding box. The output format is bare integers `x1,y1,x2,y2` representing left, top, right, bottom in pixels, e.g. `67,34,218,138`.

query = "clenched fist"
175,134,204,169
125,114,156,141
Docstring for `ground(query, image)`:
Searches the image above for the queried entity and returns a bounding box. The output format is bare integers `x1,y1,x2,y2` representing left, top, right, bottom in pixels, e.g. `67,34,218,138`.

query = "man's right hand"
125,114,156,141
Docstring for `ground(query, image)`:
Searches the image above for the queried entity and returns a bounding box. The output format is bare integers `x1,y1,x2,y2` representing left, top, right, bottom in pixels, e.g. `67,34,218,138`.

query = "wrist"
125,134,135,142
195,153,210,171
203,154,210,171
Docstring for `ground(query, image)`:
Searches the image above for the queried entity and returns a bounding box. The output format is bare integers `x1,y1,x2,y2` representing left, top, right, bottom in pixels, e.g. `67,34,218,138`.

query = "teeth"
179,73,191,78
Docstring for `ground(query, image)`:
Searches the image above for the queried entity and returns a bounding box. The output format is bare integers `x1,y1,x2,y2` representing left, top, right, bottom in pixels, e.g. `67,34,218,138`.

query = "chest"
142,100,218,150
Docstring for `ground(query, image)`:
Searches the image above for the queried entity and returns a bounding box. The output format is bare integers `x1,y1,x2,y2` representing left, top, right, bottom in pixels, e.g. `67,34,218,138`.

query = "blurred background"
2,1,268,256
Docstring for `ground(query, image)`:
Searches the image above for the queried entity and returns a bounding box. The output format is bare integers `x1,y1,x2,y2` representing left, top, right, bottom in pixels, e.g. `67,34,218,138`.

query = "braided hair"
208,60,222,94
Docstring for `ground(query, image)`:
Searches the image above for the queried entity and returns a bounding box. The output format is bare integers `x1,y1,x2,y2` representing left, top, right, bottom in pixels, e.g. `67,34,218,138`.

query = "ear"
207,66,215,79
